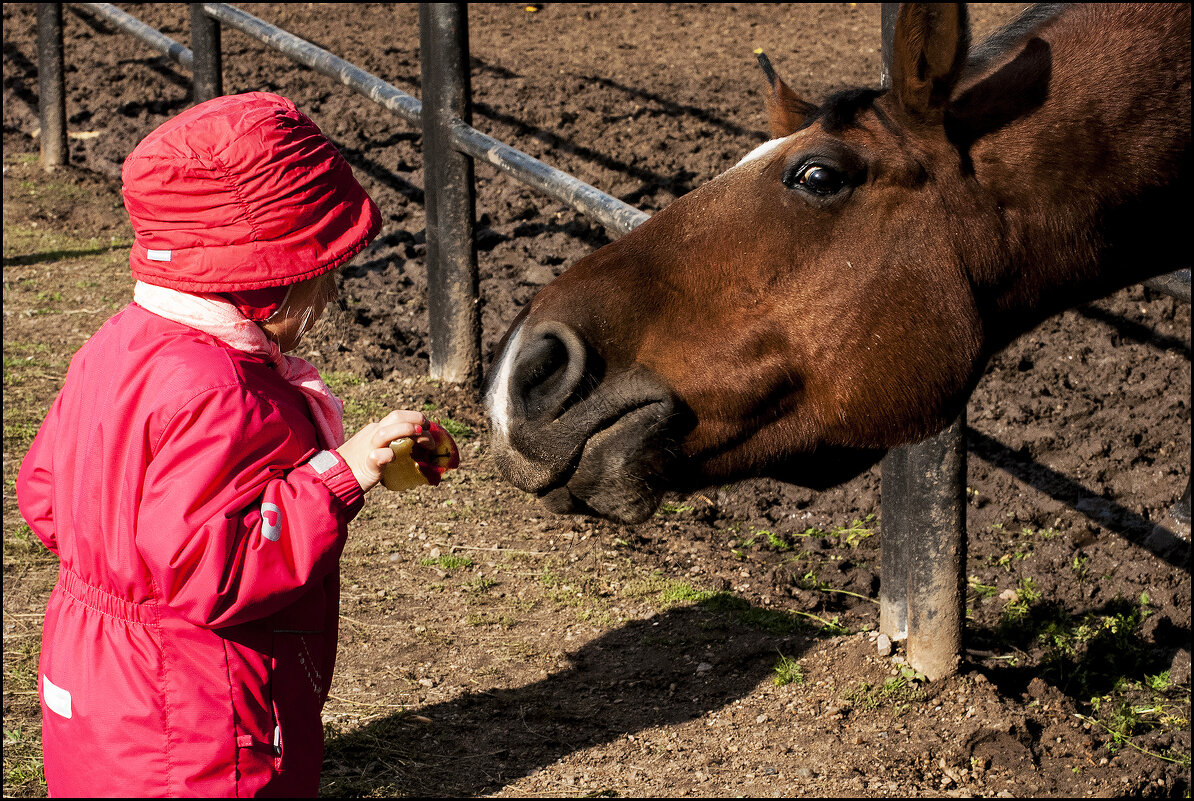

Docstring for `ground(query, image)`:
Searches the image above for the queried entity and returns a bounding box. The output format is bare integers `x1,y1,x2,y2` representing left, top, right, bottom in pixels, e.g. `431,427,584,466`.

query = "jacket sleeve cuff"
306,449,365,514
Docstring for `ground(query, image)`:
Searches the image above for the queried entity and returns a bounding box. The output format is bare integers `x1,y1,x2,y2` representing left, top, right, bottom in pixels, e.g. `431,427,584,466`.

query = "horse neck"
962,3,1190,333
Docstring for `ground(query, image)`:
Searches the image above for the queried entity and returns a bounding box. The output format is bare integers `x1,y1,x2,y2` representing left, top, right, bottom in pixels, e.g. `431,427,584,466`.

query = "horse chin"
535,401,675,524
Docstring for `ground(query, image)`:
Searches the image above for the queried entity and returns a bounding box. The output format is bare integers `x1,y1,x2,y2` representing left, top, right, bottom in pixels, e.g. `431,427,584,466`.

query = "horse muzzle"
485,320,682,523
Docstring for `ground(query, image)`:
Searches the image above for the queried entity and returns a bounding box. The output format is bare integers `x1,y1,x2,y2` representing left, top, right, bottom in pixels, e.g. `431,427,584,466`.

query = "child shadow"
321,598,827,796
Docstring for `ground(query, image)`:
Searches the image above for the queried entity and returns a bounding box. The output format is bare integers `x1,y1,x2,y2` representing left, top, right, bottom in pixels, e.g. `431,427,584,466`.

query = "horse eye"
793,164,846,195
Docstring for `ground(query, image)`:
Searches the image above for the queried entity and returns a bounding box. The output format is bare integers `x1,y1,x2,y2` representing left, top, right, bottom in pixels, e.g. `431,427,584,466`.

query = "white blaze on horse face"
734,136,790,168
486,320,526,441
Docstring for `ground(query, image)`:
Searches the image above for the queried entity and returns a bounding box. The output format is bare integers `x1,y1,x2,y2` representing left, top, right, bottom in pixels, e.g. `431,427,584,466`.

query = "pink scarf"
132,281,346,448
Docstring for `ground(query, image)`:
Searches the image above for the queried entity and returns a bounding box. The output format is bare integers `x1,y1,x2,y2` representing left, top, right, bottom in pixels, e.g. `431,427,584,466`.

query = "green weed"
656,502,694,516
764,530,790,551
802,514,877,548
772,653,805,687
1000,577,1042,624
464,612,517,628
968,576,999,600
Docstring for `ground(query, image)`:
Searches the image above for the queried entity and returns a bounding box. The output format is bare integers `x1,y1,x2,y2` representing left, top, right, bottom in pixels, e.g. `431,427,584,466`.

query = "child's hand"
337,410,428,492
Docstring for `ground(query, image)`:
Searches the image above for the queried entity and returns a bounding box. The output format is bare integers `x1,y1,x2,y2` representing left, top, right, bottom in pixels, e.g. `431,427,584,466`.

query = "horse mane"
961,3,1068,81
798,88,886,133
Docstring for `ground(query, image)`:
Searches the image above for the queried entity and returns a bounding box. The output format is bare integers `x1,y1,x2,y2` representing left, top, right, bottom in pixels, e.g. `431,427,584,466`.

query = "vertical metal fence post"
419,3,481,387
36,3,68,171
190,4,223,102
877,2,968,680
881,417,968,678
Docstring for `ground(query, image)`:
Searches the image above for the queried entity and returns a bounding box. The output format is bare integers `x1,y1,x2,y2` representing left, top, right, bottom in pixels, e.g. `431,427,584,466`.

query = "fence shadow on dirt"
321,599,825,796
967,429,1191,571
1074,303,1191,359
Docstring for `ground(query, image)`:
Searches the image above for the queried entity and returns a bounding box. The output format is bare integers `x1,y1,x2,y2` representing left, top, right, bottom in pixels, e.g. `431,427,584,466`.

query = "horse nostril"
511,322,588,422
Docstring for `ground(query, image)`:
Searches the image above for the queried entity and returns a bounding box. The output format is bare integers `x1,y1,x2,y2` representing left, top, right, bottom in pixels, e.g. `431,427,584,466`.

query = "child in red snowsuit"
16,92,455,797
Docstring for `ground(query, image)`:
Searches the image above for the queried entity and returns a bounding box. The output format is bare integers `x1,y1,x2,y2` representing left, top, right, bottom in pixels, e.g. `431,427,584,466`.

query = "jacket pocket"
270,630,327,782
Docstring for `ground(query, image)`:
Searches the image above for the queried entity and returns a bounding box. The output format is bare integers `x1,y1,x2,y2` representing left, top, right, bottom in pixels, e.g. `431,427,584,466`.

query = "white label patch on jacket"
308,450,339,475
146,249,172,262
42,675,72,719
261,503,283,542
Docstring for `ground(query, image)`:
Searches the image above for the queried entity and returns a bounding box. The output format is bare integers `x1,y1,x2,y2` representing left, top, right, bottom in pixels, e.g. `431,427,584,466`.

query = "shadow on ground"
321,599,821,796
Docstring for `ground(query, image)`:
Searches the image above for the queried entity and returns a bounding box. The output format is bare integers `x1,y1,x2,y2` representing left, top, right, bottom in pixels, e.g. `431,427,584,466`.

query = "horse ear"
890,3,969,122
756,51,816,137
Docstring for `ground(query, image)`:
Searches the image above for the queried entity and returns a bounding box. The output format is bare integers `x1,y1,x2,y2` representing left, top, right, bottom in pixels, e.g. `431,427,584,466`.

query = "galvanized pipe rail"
35,2,1192,680
70,2,194,67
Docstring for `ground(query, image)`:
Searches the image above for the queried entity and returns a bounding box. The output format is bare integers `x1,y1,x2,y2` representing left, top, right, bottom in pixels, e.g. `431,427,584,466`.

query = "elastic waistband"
58,566,157,625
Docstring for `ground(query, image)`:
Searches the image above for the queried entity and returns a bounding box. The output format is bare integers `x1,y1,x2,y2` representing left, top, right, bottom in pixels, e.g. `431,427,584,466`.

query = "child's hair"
265,270,341,341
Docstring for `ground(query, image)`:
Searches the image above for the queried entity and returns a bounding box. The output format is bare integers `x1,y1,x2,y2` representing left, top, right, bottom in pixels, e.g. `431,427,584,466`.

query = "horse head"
486,3,1190,523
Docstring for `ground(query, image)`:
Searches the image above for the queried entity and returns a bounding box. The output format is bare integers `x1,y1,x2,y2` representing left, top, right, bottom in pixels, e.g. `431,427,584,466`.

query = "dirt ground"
3,3,1190,797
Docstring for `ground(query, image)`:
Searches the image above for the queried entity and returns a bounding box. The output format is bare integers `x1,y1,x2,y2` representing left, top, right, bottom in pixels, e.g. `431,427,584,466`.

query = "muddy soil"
3,3,1190,797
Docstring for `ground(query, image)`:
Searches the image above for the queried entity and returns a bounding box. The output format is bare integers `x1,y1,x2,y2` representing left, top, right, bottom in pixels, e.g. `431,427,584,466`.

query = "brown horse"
485,3,1190,524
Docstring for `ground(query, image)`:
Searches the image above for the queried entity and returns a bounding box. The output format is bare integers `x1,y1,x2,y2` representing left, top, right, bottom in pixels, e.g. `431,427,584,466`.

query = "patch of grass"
419,553,473,571
698,591,850,636
842,665,928,716
618,574,829,632
2,723,45,797
463,576,496,595
320,717,416,797
575,607,617,628
2,638,45,795
432,416,473,440
2,223,131,267
464,612,517,628
3,416,43,453
341,395,392,428
2,350,66,388
322,371,365,392
622,573,719,612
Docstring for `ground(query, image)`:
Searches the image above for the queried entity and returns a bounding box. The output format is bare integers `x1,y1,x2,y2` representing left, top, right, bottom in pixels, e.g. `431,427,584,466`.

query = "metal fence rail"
34,2,1191,681
73,2,194,67
63,2,650,382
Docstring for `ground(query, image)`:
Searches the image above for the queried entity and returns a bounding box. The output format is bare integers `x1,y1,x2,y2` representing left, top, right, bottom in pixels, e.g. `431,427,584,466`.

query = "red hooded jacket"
17,92,380,797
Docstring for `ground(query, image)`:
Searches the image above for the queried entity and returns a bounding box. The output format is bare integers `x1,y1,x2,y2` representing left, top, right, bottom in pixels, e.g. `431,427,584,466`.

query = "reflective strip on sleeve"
42,675,73,719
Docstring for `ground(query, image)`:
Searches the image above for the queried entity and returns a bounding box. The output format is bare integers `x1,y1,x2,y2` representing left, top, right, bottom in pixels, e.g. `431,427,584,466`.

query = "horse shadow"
321,600,820,796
